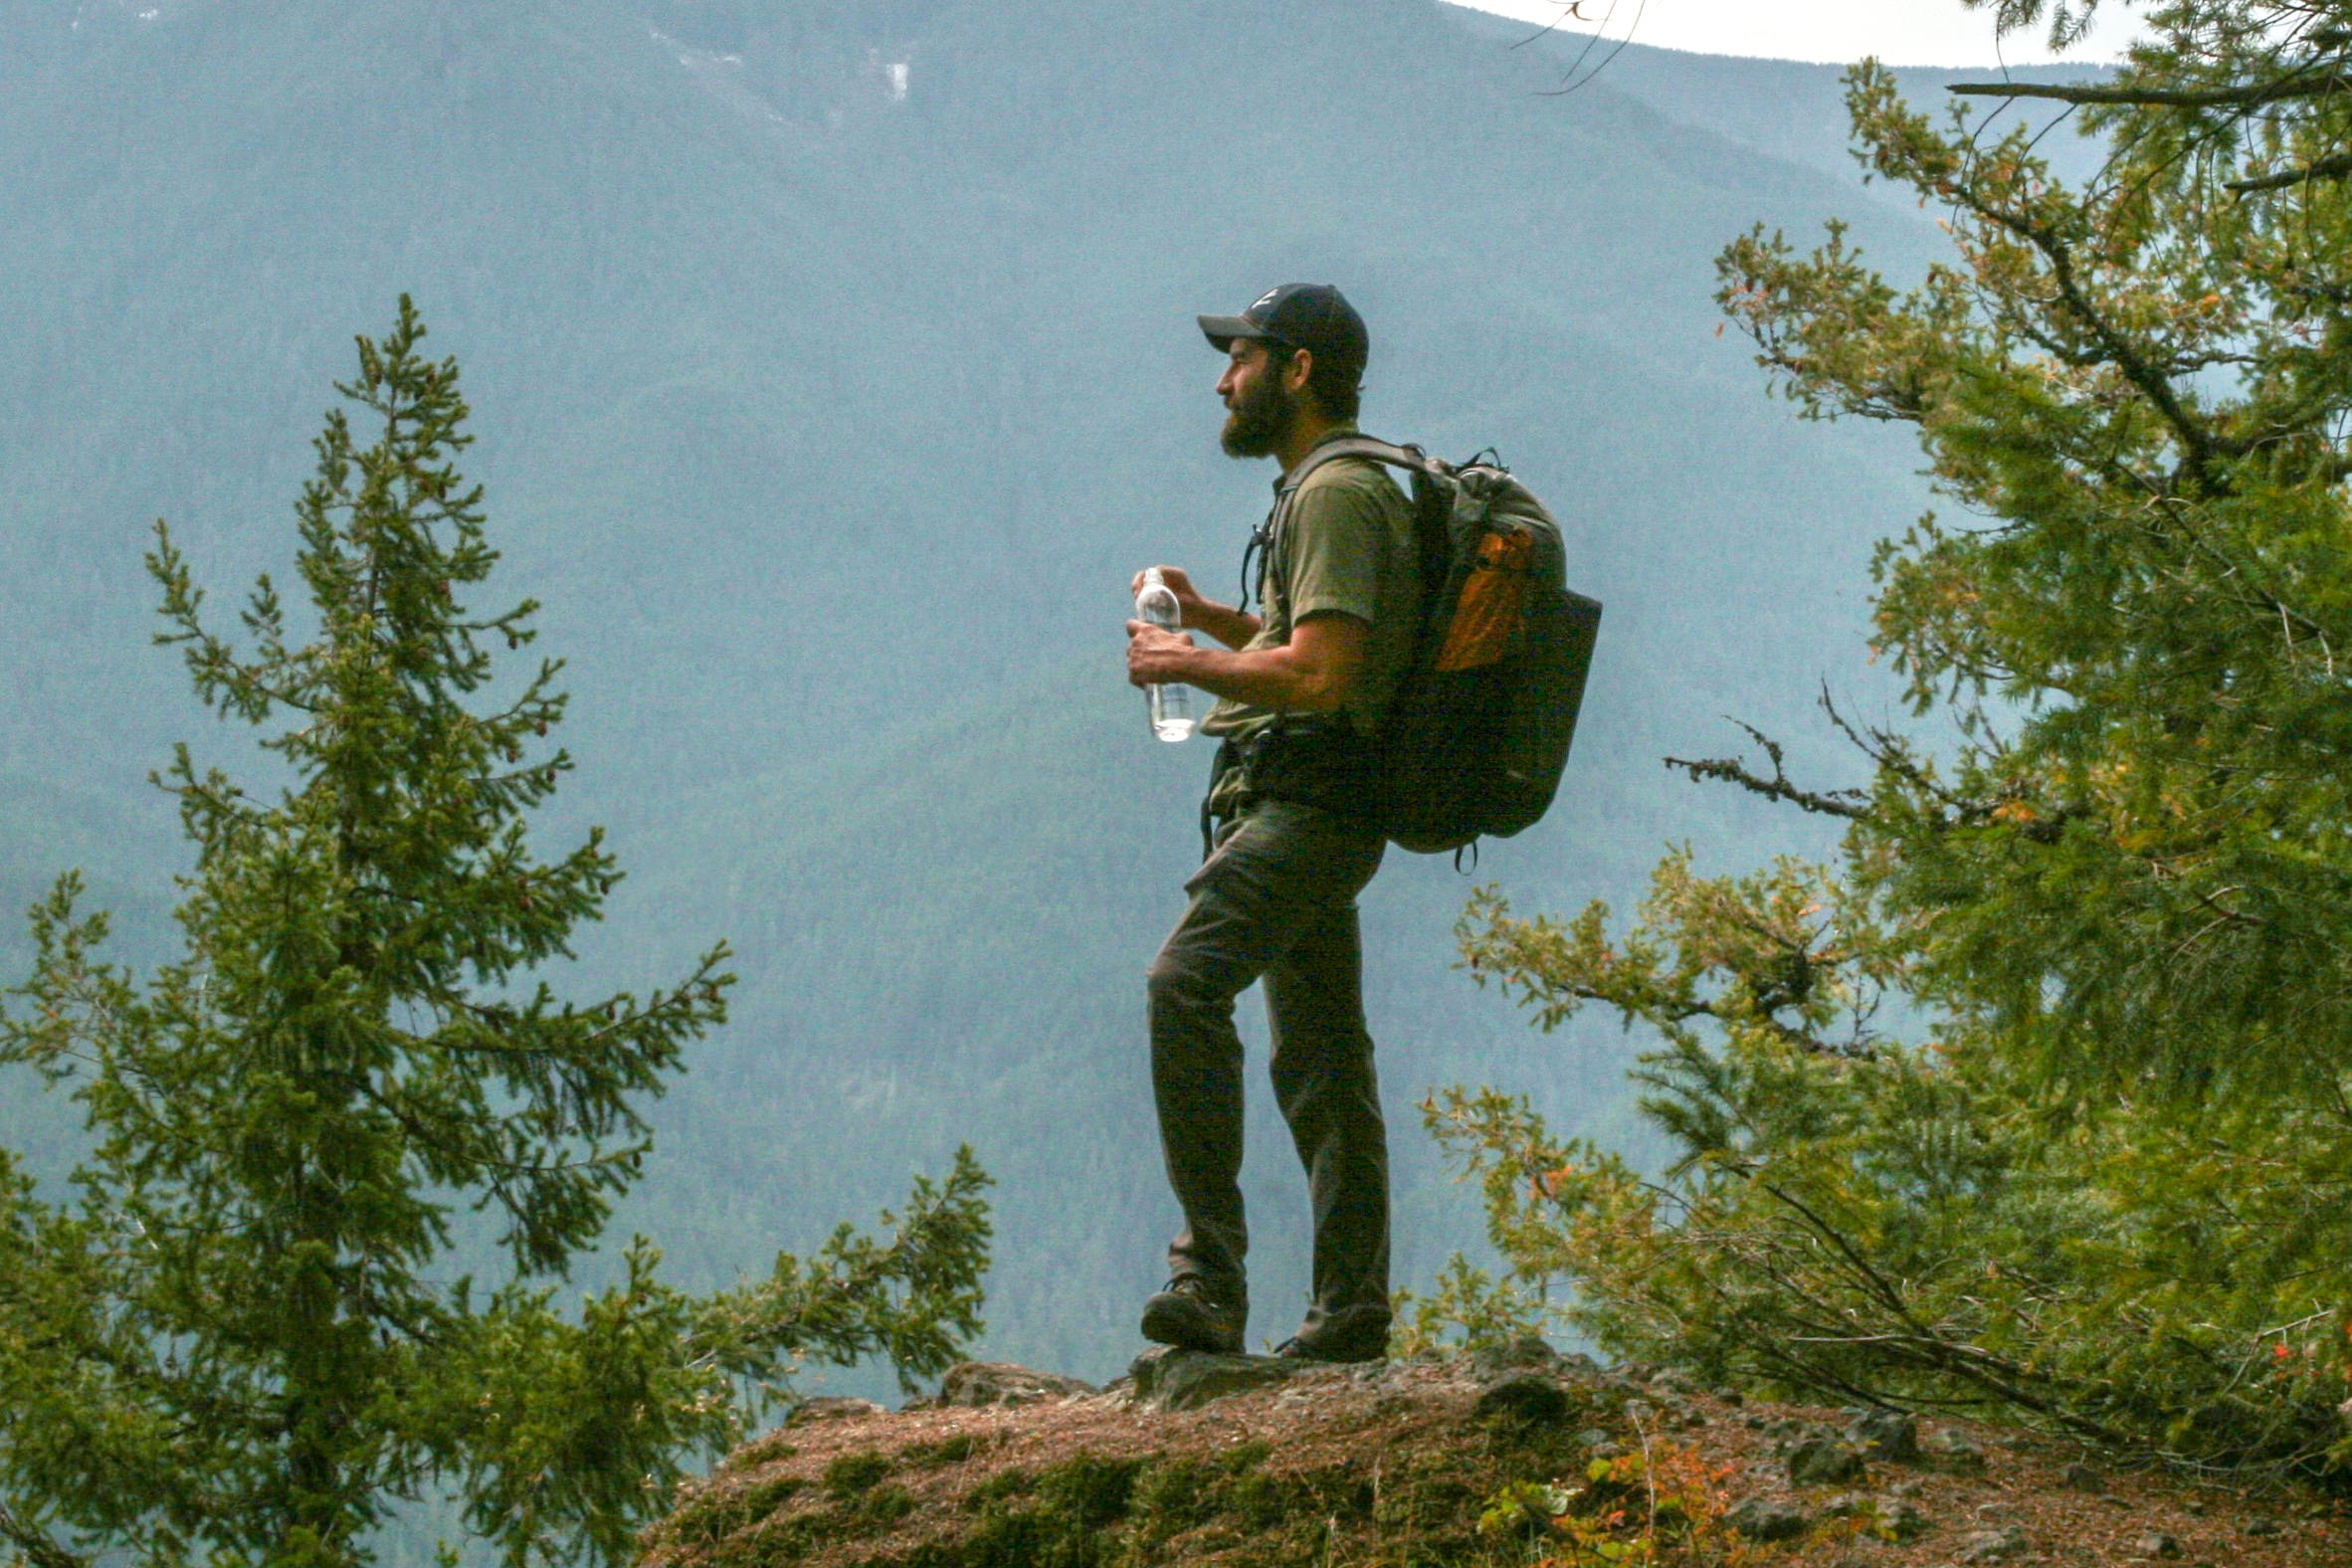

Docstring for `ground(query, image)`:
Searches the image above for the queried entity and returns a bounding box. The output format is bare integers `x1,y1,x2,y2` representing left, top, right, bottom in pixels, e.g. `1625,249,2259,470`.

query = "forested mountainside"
0,0,2081,1387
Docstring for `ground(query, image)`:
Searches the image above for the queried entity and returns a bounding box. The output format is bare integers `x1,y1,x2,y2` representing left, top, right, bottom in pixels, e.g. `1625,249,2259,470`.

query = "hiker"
1123,283,1421,1364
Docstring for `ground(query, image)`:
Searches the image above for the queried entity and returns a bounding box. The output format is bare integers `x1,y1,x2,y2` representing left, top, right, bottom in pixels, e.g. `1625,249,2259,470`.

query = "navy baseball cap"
1199,283,1369,374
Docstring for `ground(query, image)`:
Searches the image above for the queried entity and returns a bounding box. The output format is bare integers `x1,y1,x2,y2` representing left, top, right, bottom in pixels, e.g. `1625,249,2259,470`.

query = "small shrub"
1475,1442,1755,1565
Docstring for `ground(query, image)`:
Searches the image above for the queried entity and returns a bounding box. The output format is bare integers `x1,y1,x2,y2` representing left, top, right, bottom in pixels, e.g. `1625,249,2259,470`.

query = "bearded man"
1123,284,1421,1363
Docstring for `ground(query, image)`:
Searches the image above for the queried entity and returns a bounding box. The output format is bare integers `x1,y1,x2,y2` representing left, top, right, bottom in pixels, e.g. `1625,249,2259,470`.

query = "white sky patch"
1440,0,2151,67
887,61,910,101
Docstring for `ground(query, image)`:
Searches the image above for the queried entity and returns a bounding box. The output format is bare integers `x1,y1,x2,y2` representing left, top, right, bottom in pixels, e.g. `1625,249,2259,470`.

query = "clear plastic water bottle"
1136,568,1194,743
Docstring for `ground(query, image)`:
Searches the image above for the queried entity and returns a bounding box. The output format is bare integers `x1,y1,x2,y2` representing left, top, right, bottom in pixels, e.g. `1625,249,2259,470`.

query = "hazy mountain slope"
0,0,1951,1393
0,0,1934,800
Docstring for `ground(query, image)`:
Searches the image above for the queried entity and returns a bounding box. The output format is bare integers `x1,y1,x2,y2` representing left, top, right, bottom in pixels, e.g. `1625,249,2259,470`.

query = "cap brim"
1198,312,1274,352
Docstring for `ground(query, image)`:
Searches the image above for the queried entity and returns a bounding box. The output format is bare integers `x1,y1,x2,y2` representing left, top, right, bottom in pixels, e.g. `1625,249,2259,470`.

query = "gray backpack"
1273,437,1602,855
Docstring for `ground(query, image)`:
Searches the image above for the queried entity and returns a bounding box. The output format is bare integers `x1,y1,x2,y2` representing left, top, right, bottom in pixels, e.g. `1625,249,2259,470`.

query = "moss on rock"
824,1453,895,1499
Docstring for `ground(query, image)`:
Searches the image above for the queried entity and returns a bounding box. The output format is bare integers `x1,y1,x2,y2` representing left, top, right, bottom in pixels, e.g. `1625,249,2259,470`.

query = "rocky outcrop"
934,1361,1096,1409
1123,1345,1306,1412
639,1351,2352,1567
782,1396,884,1428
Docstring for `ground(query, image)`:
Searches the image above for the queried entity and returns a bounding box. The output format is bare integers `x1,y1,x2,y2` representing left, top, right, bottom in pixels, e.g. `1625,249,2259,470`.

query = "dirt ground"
637,1352,2352,1567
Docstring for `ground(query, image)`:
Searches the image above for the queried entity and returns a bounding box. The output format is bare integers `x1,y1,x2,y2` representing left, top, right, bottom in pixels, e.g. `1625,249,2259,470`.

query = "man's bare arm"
1181,598,1262,651
1126,611,1367,713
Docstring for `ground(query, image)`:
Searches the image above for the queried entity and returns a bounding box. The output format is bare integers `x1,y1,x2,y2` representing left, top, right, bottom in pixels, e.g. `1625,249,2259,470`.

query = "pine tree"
0,299,991,1568
1415,0,2352,1475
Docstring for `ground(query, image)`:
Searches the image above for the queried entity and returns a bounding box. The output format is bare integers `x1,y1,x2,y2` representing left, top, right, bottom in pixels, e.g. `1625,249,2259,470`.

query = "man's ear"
1285,346,1315,395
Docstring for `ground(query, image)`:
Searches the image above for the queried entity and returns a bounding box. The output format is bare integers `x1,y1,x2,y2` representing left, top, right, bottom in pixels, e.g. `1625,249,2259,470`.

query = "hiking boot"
1140,1276,1246,1354
1274,1307,1390,1365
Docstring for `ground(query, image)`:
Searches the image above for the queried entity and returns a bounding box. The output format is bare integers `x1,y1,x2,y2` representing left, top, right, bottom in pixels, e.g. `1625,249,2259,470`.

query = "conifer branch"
1963,188,2234,479
1756,1180,2130,1443
1664,721,1869,820
0,1501,86,1568
2228,150,2352,191
1948,66,2352,110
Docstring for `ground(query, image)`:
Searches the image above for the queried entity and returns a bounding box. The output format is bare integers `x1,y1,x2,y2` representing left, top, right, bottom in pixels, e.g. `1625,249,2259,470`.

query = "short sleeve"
1281,473,1385,627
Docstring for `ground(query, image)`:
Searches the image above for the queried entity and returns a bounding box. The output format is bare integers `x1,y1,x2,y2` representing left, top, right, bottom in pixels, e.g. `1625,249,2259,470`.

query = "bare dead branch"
1665,720,1870,820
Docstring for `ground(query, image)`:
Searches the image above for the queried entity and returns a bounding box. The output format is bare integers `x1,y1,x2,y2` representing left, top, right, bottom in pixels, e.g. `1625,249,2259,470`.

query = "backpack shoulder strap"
1277,435,1445,495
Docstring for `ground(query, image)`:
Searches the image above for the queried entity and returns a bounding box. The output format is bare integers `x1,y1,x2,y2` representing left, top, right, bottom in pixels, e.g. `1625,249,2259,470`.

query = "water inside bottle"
1149,681,1193,743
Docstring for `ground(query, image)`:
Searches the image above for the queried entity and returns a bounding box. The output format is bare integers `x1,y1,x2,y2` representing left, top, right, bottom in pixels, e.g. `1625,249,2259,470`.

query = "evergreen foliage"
0,301,992,1568
1419,0,2352,1477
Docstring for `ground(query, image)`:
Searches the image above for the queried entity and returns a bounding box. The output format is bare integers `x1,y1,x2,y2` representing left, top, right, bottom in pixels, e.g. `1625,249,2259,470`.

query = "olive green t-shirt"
1200,440,1420,807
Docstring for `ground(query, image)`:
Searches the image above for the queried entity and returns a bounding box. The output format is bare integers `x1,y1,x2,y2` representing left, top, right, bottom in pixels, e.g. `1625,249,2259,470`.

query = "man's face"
1216,338,1298,459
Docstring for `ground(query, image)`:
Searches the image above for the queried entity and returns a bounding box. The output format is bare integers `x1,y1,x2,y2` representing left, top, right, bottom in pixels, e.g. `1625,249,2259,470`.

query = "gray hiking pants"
1147,799,1391,1338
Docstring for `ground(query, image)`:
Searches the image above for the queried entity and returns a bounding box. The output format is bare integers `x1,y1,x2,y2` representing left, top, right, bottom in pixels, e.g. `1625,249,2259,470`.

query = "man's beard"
1220,368,1298,459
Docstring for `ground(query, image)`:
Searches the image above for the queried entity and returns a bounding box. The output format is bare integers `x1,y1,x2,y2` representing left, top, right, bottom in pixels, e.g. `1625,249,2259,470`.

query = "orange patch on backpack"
1434,528,1531,672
